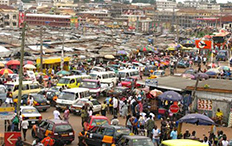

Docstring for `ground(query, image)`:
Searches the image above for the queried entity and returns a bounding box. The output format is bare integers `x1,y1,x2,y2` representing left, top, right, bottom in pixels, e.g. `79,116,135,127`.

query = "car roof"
61,75,89,79
20,106,37,110
63,88,89,93
80,98,97,101
114,86,128,89
91,116,108,120
123,135,150,139
162,139,207,146
90,71,115,75
47,119,70,125
118,69,138,73
82,79,99,82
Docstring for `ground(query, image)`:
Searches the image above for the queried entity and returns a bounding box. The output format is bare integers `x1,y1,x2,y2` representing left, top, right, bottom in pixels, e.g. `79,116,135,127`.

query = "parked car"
118,135,154,146
70,70,87,75
177,60,190,68
70,98,102,115
0,85,6,104
21,94,50,111
38,89,60,106
85,116,110,130
149,70,165,79
19,106,42,126
109,86,131,100
78,125,130,146
120,77,141,89
32,119,75,144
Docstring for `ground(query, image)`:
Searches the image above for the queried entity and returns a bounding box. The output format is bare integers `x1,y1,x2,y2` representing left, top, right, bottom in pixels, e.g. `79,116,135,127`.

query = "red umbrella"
0,68,13,75
24,60,34,65
6,60,20,66
204,35,212,39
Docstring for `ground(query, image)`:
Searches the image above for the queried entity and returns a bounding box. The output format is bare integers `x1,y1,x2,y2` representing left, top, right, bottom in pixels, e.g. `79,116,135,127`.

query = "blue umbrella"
158,91,183,101
177,113,215,125
117,50,127,55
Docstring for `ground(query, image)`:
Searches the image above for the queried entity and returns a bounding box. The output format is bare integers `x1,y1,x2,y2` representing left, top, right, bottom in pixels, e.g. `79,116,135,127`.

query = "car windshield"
113,88,124,93
58,78,70,84
119,72,126,78
33,95,46,102
0,87,6,94
89,74,97,79
154,72,161,75
124,78,133,82
22,108,39,114
91,119,109,126
5,84,14,91
132,139,154,146
80,81,98,88
59,92,75,100
115,128,130,138
55,124,73,133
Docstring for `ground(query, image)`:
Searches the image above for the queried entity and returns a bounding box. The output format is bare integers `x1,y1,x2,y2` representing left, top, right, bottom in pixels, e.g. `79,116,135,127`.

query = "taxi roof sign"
0,107,15,113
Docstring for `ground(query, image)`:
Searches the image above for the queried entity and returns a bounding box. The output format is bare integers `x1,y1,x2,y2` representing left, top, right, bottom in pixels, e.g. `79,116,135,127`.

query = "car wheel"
102,143,107,146
66,141,72,144
42,109,47,112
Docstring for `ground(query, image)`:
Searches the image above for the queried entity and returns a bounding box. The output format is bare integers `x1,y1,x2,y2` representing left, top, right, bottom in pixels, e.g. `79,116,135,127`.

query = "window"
109,73,115,78
70,79,75,84
39,121,49,129
22,84,29,90
47,124,54,131
14,85,19,91
102,74,108,79
104,128,114,136
92,100,100,105
13,22,16,26
54,125,72,133
30,84,39,89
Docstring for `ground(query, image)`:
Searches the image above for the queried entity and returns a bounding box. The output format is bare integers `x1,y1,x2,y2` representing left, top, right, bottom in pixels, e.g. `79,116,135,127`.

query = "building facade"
0,5,18,28
25,13,71,28
156,0,177,11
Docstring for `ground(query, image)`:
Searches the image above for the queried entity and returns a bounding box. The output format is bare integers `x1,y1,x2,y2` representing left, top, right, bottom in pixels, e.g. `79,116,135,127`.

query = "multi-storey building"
156,0,177,11
0,0,16,6
0,5,18,28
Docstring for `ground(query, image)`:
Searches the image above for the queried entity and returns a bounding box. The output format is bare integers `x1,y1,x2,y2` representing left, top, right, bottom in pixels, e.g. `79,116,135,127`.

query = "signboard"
195,40,212,49
4,132,21,146
18,12,25,28
0,107,15,120
197,99,212,111
0,107,14,112
169,104,179,114
145,79,158,87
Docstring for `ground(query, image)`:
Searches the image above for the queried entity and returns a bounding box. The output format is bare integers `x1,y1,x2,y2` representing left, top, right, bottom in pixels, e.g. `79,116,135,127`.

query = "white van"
118,69,139,80
56,88,90,110
89,71,117,85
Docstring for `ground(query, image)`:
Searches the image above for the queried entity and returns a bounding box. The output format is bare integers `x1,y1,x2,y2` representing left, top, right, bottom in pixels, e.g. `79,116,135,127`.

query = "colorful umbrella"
207,68,220,74
158,91,183,101
56,70,70,76
207,63,218,68
0,62,4,68
24,64,36,69
218,66,230,71
24,60,34,65
205,71,217,76
6,60,20,66
177,113,215,125
0,68,13,75
104,55,115,59
150,89,163,97
117,50,127,55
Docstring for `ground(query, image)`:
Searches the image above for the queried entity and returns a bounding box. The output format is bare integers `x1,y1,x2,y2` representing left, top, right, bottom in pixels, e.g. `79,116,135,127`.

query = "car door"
92,100,101,113
69,79,76,88
38,120,49,138
86,127,105,145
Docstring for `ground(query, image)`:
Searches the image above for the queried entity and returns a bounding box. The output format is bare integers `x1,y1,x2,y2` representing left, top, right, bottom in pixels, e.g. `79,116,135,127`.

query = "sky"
176,0,231,3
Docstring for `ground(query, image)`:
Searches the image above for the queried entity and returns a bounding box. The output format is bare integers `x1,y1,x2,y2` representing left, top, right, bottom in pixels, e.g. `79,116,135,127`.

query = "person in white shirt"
152,125,161,146
222,135,229,146
113,97,118,116
88,107,93,117
21,120,29,141
53,108,62,120
29,96,34,106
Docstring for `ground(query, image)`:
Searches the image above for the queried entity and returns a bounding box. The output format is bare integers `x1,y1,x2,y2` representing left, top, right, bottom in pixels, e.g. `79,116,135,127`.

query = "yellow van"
162,139,208,146
56,75,90,88
5,81,41,97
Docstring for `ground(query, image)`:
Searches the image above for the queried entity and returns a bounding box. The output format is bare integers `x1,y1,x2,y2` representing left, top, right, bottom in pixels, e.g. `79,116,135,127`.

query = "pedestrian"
119,99,124,117
101,101,107,116
145,115,155,138
121,100,128,119
28,95,34,106
152,125,161,146
113,97,118,116
53,107,62,120
81,106,88,127
88,107,93,117
15,137,24,146
221,134,229,146
109,97,113,115
132,115,139,135
111,115,119,126
183,129,191,139
126,115,133,131
12,114,19,131
190,131,197,140
170,127,178,139
41,133,55,146
63,106,70,122
21,119,29,141
6,89,13,106
202,136,211,146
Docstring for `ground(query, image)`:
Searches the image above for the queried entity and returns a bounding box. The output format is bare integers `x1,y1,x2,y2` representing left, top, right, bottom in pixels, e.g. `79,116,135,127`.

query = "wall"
195,91,232,123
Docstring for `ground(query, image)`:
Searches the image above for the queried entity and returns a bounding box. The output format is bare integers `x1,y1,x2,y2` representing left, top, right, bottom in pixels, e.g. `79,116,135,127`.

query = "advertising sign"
197,99,212,111
195,40,212,49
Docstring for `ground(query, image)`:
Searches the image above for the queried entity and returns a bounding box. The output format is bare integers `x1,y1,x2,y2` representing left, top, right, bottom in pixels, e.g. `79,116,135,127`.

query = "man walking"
53,107,62,120
21,120,29,141
113,97,118,117
145,115,155,138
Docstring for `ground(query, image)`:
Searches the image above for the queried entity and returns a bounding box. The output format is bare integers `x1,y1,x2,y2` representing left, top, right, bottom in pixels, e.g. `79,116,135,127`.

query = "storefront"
36,57,70,73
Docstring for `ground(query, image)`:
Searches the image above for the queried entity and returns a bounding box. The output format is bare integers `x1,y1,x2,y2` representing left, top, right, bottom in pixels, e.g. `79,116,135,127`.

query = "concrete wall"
194,91,232,123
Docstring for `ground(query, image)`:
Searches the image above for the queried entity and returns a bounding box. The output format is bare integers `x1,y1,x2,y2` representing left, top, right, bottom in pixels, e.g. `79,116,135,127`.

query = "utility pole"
40,27,43,72
17,21,26,114
60,28,64,70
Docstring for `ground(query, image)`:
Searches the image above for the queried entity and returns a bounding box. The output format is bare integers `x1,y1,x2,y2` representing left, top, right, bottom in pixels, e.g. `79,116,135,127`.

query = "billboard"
70,16,78,28
195,40,212,49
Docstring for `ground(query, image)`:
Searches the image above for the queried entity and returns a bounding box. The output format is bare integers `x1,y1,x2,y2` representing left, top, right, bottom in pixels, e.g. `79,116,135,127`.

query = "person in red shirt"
41,133,54,146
